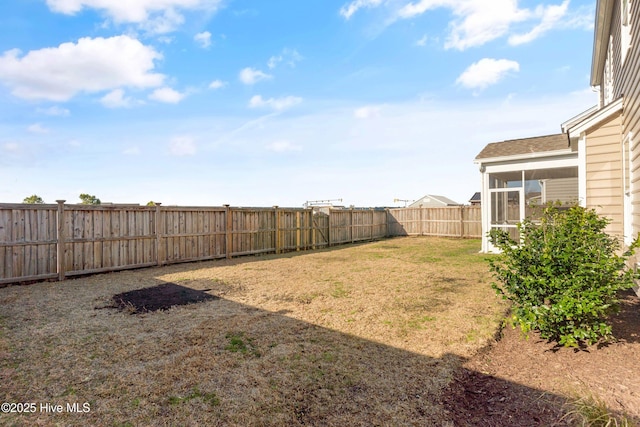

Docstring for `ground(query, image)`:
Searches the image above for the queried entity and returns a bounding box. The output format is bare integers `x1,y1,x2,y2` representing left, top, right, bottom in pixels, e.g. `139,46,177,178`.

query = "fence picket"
0,203,481,284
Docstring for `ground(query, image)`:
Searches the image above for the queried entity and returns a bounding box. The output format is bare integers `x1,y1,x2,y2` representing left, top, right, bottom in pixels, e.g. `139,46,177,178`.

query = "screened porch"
475,134,579,252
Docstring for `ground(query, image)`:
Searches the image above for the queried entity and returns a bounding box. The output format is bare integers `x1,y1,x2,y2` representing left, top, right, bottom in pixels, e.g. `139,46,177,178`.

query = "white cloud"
149,87,186,103
350,0,578,50
0,36,164,102
100,89,136,108
415,34,428,46
239,67,272,85
37,106,70,116
267,48,303,69
266,140,302,152
169,136,196,156
208,79,226,89
267,55,282,70
340,0,382,19
456,58,520,91
248,95,302,111
46,0,223,33
561,4,595,31
2,142,20,153
441,1,531,50
140,8,185,34
354,105,382,119
397,0,445,18
508,0,569,45
194,31,212,48
27,123,51,134
157,36,174,44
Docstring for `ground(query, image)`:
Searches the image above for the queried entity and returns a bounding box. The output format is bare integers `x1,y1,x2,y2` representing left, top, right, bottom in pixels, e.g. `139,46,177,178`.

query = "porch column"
480,166,490,253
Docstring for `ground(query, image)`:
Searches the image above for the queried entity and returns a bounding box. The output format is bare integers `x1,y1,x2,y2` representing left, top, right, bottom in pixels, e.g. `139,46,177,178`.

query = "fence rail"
0,202,481,284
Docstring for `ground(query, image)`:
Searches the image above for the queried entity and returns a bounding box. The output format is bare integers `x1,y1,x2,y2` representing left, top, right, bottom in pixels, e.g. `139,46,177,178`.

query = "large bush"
489,204,638,347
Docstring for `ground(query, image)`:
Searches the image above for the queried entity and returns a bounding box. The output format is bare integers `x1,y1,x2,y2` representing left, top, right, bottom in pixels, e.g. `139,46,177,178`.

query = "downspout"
578,134,587,207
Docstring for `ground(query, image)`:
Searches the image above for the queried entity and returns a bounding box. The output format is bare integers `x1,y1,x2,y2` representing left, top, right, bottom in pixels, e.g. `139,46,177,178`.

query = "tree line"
21,195,157,205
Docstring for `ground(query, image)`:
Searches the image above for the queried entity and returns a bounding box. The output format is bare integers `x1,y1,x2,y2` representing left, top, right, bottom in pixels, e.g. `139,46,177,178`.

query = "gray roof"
475,133,569,160
409,194,459,207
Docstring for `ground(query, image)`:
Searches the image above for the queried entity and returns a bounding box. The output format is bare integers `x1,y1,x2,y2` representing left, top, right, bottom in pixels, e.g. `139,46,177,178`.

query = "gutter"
591,0,614,86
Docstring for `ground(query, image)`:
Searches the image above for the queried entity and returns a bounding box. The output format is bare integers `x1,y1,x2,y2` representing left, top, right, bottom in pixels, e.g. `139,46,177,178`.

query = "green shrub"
489,204,638,347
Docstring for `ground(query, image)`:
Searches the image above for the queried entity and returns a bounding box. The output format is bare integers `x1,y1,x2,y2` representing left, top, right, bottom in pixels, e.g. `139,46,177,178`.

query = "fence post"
224,205,232,259
460,205,465,238
56,200,66,281
369,208,373,240
155,203,163,265
385,208,390,237
274,206,280,254
296,211,301,251
419,206,424,236
328,209,332,247
350,208,354,244
310,208,316,250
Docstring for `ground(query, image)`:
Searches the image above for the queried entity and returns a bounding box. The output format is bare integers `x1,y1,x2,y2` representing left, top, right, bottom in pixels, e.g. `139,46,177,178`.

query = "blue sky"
0,0,597,207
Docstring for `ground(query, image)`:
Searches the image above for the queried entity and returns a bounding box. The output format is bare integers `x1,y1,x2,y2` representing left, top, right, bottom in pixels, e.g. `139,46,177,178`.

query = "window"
622,0,632,64
623,132,634,244
604,36,614,105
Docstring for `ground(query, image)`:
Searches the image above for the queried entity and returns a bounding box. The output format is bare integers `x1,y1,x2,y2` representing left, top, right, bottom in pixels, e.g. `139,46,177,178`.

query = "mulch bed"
441,289,640,426
441,368,570,427
110,282,218,313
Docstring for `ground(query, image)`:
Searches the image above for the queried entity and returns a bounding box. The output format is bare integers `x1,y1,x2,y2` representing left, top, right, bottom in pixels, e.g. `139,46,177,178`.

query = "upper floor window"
604,35,614,105
621,0,632,64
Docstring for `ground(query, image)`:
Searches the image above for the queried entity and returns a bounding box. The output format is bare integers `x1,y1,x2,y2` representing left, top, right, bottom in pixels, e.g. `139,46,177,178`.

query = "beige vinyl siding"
621,1,640,240
611,0,625,100
542,177,578,203
585,112,624,237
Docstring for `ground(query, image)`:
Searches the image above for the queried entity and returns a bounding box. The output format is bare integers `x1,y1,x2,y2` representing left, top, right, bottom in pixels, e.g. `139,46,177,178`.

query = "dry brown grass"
0,237,506,426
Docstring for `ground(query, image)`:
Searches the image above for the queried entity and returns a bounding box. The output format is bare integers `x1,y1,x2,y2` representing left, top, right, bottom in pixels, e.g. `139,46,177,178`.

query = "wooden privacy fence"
0,202,480,284
388,205,481,238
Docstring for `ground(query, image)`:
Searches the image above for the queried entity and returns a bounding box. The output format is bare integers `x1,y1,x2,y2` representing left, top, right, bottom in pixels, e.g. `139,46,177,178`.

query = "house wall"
621,1,640,242
593,0,640,246
409,197,446,208
585,111,624,237
542,177,579,203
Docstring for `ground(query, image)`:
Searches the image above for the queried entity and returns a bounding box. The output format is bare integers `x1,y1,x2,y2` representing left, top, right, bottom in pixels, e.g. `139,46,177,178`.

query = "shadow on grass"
101,280,581,426
5,270,637,425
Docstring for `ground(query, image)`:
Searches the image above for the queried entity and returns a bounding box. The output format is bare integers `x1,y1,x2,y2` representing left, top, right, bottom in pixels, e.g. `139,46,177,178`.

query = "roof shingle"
475,133,569,160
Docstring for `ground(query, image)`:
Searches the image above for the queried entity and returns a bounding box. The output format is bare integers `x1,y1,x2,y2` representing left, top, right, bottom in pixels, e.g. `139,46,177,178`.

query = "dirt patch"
441,289,640,426
109,282,218,314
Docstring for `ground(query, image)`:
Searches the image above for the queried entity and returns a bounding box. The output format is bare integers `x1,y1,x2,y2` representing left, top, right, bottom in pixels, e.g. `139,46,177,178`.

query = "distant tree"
146,201,156,206
79,193,101,205
23,195,45,204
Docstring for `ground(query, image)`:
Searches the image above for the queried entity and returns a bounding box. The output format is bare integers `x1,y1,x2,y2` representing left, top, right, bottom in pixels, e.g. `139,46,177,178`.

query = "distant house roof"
469,192,481,203
409,194,459,208
475,133,569,161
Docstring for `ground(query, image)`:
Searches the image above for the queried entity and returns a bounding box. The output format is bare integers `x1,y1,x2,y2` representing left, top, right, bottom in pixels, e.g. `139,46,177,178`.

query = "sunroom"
474,134,579,252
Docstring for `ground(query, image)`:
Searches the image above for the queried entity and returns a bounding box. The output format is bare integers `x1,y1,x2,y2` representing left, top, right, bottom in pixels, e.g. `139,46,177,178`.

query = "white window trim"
624,131,634,245
622,0,632,65
604,35,614,105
